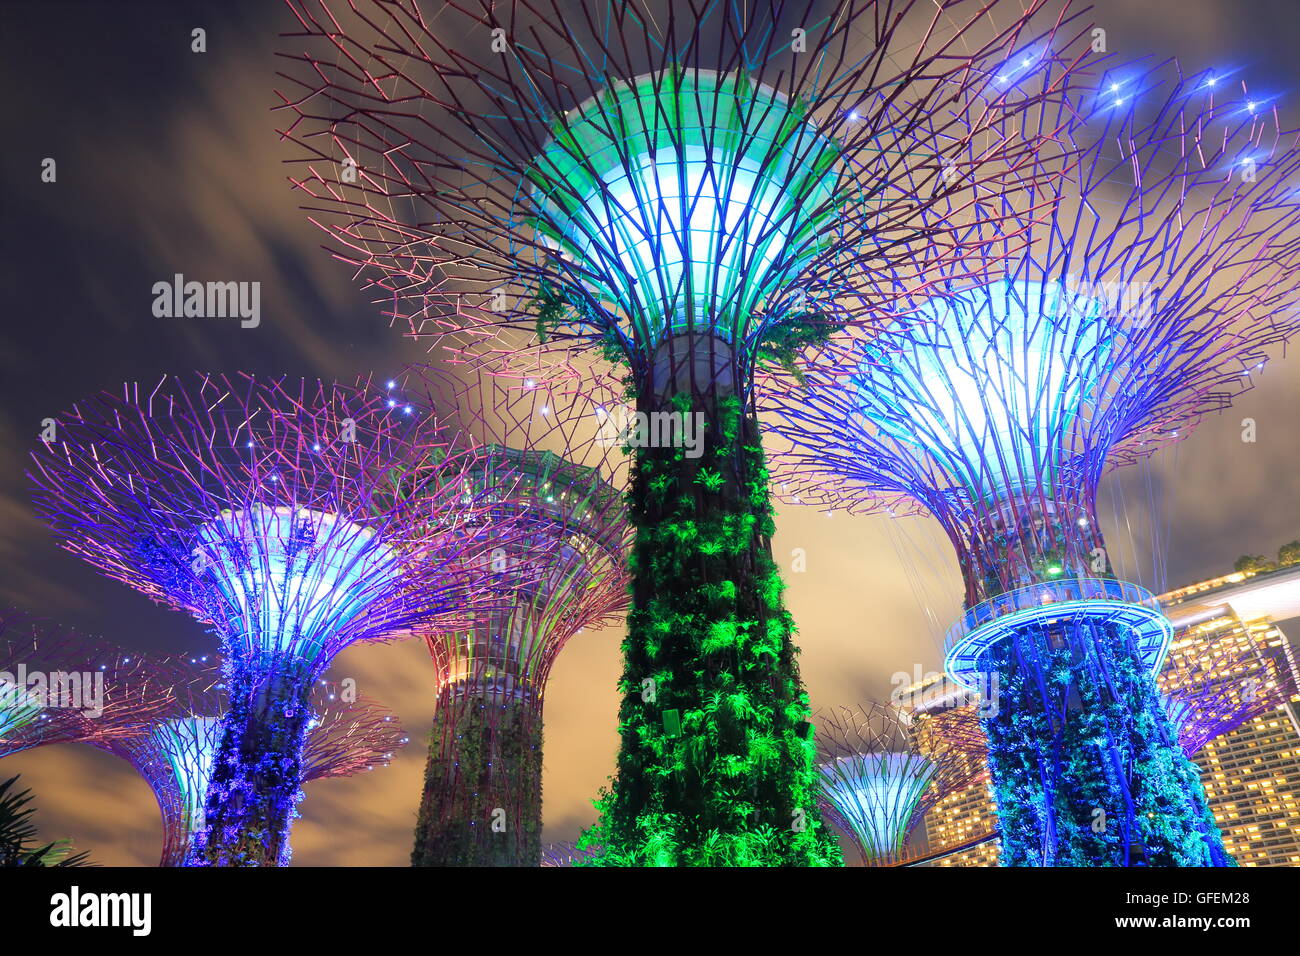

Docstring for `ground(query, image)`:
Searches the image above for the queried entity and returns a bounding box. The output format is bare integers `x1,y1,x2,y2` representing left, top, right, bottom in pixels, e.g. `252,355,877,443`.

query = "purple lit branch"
0,608,177,760
301,680,409,781
1160,631,1298,758
28,372,541,866
767,62,1300,565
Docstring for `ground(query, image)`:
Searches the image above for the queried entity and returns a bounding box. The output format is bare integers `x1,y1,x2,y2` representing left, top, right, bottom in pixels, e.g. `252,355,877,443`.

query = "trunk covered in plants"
586,379,840,866
412,690,544,866
983,618,1230,866
186,657,315,867
963,505,1229,866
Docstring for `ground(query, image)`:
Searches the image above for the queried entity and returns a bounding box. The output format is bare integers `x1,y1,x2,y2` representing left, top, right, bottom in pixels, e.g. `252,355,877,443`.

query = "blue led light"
156,716,223,840
857,279,1113,498
944,578,1173,690
819,753,936,861
195,504,403,658
528,70,841,336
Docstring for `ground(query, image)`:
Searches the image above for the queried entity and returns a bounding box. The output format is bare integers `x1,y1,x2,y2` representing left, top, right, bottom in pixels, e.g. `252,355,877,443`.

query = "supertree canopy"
98,670,407,866
1159,632,1298,760
401,368,630,867
767,60,1300,865
28,373,534,866
0,609,176,759
278,0,1085,866
815,701,978,865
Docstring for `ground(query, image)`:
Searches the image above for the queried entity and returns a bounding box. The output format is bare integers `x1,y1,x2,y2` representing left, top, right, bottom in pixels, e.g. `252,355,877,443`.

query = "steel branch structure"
815,701,979,865
302,680,408,781
767,61,1300,865
912,697,990,760
277,0,1084,383
275,0,1085,866
1160,633,1298,760
0,609,176,760
399,368,630,867
28,373,536,865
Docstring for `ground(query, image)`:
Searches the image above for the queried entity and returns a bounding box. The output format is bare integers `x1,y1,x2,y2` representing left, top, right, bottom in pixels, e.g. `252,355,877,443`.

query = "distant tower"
1159,567,1300,865
278,0,1083,865
30,373,533,865
768,62,1300,865
816,701,978,865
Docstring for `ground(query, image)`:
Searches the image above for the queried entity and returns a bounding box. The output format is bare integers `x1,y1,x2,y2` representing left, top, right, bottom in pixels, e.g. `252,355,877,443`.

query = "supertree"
28,373,535,866
276,0,1086,866
915,632,1300,860
766,60,1300,865
96,670,407,866
401,368,630,867
815,701,978,865
1,608,176,759
1160,633,1298,760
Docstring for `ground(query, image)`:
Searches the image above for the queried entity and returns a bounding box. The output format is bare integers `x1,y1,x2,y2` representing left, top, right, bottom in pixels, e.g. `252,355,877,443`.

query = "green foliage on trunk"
581,393,841,866
412,693,544,867
755,313,838,385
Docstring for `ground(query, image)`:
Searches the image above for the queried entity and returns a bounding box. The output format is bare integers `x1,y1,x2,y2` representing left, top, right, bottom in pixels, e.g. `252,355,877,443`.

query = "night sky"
2,0,1299,865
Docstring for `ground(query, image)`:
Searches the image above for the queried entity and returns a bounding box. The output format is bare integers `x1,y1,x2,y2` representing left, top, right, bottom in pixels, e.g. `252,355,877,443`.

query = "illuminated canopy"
155,716,222,839
196,505,403,659
815,702,976,865
432,441,626,699
0,682,43,739
819,752,936,862
858,279,1113,499
527,69,841,337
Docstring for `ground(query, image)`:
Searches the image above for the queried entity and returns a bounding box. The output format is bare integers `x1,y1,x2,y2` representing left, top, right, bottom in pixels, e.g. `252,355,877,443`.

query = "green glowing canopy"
527,68,843,339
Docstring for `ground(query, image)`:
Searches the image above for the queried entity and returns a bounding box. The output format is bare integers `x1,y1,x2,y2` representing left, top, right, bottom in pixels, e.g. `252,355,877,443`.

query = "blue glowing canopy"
858,279,1115,499
819,752,936,861
0,681,42,739
156,716,223,838
195,505,403,659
